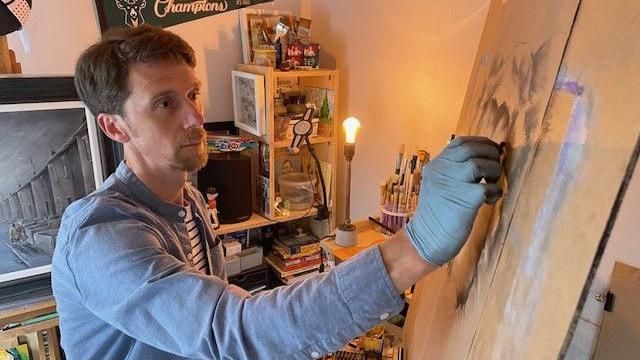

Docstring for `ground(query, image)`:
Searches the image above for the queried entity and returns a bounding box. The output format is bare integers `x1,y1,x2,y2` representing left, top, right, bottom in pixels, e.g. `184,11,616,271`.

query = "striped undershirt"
184,204,209,274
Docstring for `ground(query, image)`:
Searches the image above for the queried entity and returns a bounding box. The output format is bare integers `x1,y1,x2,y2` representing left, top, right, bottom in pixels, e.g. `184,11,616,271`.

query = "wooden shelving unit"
233,64,339,233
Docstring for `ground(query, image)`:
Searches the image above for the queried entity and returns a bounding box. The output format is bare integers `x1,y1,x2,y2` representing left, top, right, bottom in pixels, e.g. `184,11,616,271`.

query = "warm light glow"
342,117,361,144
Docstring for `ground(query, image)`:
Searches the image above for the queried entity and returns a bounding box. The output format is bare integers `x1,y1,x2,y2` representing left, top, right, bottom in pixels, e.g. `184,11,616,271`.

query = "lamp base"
335,223,357,247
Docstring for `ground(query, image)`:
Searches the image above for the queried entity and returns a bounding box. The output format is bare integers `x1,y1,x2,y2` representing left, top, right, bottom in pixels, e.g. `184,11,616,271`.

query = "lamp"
288,108,330,220
335,117,361,247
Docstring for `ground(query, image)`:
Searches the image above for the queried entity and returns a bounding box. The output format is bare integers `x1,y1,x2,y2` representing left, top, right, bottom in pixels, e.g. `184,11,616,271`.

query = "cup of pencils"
377,145,430,234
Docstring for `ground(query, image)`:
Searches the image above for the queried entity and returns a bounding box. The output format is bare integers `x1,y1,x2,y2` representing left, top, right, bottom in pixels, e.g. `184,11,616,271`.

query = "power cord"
304,136,330,220
318,234,335,273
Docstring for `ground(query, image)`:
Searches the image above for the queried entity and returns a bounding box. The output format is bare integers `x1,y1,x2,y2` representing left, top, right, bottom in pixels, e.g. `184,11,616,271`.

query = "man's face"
120,60,208,172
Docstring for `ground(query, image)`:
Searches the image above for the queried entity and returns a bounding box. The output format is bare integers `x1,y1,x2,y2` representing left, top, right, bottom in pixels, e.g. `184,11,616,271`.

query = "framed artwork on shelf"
231,70,266,137
238,9,294,64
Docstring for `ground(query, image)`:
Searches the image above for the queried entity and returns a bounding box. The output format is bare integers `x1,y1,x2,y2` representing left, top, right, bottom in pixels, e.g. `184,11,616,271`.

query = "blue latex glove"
405,136,503,266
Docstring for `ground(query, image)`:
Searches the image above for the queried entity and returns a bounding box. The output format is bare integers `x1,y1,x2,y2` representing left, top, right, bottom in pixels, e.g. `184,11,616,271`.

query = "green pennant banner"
95,0,273,32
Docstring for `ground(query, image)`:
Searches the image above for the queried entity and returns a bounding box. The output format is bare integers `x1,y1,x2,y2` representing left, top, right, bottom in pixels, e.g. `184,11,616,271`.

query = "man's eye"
189,91,201,101
156,98,175,109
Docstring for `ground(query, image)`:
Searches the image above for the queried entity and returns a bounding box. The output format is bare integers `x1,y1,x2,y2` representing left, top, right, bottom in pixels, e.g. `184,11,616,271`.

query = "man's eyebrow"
149,81,202,100
150,89,178,101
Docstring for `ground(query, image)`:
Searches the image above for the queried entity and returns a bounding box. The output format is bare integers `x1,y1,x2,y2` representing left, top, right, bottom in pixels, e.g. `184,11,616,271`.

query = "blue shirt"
52,162,404,359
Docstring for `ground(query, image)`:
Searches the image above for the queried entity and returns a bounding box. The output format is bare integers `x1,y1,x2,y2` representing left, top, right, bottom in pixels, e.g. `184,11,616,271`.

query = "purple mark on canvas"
555,75,584,96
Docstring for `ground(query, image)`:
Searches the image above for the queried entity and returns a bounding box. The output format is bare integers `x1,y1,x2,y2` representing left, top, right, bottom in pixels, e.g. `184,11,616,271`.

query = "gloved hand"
405,136,503,266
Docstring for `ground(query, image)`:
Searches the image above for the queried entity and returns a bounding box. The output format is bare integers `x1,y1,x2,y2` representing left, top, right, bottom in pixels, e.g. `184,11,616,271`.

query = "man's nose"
184,99,204,128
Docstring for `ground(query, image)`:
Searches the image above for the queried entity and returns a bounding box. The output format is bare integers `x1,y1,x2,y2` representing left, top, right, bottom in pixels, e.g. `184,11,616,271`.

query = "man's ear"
96,113,131,143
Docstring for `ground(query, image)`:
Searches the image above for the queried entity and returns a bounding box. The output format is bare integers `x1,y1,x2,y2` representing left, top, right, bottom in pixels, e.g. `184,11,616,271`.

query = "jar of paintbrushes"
376,145,430,234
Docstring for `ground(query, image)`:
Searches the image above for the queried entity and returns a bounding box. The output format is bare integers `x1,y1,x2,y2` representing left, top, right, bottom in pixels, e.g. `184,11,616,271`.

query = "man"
9,223,19,244
52,25,503,359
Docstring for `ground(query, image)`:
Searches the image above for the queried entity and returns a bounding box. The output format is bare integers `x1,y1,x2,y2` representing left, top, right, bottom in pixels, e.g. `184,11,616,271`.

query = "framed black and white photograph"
0,77,110,292
231,70,265,137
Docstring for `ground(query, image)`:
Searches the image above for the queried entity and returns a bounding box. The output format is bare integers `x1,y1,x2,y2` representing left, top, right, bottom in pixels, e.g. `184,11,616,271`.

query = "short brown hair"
74,24,196,117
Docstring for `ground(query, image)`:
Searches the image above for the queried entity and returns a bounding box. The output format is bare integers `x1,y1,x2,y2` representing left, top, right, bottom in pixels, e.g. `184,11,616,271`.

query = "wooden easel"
0,34,21,74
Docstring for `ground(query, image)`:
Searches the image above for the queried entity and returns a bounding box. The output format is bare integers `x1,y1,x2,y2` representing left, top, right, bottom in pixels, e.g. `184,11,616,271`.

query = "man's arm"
61,211,403,359
379,229,436,293
382,136,504,291
58,136,502,359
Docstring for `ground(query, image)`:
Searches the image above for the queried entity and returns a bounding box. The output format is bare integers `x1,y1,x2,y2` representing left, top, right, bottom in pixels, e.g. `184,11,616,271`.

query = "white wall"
309,0,490,222
7,0,300,123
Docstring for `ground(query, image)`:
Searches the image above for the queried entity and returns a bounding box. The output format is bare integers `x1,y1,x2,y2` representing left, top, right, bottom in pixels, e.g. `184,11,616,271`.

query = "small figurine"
206,186,220,229
273,196,289,216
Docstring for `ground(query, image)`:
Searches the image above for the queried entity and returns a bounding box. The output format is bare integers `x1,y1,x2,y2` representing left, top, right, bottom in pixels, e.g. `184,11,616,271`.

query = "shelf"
273,69,337,78
273,136,335,148
0,296,56,325
216,208,318,236
271,207,319,223
0,317,59,338
216,213,272,235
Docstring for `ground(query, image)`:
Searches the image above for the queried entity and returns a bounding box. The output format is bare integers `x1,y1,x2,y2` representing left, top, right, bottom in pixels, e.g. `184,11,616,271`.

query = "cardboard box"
240,247,263,271
223,240,242,257
225,255,241,276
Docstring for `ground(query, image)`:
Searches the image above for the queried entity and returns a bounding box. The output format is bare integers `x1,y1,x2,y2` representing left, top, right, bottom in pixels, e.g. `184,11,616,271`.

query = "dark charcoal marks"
455,39,552,309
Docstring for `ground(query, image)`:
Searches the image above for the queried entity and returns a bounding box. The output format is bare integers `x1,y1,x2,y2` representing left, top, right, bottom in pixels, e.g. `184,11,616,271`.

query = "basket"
379,206,413,233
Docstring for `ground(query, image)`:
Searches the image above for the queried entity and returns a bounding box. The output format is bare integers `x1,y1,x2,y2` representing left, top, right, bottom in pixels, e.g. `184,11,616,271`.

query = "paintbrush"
380,181,388,224
399,158,408,186
394,144,405,183
379,180,388,206
393,189,400,229
399,193,406,228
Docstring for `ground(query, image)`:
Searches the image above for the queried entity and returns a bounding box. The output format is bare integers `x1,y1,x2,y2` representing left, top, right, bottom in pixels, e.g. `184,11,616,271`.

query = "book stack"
265,229,324,281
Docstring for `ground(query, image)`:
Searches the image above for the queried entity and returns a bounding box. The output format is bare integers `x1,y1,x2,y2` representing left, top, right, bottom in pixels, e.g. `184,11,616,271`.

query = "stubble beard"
173,127,208,172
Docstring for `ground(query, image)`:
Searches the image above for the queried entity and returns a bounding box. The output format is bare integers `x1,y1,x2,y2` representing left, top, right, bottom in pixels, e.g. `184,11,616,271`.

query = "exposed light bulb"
342,117,361,144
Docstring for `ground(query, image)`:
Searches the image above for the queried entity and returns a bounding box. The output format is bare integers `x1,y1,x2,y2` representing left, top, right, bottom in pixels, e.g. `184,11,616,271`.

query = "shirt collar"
114,161,194,223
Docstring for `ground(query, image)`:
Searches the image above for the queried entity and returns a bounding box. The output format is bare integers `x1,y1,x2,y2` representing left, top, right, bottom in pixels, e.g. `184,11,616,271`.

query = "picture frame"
0,76,108,289
231,70,266,137
238,8,294,64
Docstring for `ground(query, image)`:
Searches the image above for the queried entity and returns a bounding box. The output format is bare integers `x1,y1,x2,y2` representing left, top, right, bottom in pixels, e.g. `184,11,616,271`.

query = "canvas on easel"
404,0,640,358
